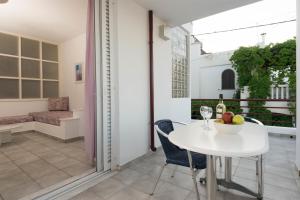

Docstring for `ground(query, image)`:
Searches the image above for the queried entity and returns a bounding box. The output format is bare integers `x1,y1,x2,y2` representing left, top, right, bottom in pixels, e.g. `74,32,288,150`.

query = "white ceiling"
0,0,260,43
0,0,87,43
134,0,261,26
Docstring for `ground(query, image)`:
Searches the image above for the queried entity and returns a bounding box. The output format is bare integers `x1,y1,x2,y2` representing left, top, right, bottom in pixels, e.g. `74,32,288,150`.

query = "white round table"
168,120,269,200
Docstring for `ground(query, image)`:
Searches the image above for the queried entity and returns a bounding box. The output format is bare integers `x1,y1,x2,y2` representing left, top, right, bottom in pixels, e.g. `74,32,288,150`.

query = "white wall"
0,100,47,117
59,33,86,136
191,49,237,99
153,18,191,146
116,0,150,165
115,0,191,166
59,33,86,111
296,0,300,172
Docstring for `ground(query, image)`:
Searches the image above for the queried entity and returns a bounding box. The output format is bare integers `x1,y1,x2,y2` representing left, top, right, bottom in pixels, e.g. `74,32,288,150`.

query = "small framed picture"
75,63,83,83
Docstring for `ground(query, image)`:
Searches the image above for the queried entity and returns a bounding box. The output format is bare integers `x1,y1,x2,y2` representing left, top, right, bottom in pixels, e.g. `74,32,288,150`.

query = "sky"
193,0,296,53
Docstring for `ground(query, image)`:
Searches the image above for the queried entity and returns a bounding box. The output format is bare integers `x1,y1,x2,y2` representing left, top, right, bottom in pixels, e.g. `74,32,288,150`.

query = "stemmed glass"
200,106,213,130
200,106,208,128
206,107,213,129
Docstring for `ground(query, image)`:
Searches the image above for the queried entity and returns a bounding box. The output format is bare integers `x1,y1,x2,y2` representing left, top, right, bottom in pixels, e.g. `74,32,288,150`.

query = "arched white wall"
191,49,237,99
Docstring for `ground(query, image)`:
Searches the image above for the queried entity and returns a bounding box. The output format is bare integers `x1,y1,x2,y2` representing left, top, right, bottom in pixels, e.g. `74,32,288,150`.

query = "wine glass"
200,106,209,127
206,107,213,129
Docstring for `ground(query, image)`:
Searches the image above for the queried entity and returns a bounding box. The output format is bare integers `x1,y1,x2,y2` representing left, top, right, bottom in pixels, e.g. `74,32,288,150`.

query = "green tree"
270,39,296,116
230,39,296,126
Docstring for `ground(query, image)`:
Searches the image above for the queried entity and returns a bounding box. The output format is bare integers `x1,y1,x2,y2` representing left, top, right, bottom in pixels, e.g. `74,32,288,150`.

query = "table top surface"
168,121,269,157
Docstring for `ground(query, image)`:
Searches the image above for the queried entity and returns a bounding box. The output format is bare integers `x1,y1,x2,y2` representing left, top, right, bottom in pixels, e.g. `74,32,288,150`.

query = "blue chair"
151,119,206,200
245,117,263,126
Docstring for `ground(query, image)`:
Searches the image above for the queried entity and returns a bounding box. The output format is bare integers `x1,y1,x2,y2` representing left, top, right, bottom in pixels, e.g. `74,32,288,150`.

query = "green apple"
232,115,245,125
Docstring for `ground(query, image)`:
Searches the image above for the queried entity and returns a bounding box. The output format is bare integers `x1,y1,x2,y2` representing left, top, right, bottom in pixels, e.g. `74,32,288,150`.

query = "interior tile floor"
0,131,94,200
71,134,300,200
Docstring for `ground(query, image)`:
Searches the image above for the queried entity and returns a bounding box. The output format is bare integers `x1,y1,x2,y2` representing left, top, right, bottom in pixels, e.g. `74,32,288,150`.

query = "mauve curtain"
84,0,96,162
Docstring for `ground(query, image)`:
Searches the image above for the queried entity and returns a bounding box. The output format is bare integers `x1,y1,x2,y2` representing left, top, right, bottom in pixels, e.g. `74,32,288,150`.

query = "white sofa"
0,97,82,142
12,116,80,141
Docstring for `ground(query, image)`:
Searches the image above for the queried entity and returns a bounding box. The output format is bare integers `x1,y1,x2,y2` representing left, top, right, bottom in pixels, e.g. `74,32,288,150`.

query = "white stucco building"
191,38,237,99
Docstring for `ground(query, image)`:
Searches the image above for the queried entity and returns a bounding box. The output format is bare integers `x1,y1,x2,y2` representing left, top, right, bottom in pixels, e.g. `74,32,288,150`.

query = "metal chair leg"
257,155,264,199
171,166,177,178
187,151,200,200
256,159,259,176
150,163,167,196
218,156,222,168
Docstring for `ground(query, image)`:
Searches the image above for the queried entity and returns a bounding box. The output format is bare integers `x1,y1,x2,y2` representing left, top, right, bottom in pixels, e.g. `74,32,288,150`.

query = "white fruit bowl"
214,122,244,134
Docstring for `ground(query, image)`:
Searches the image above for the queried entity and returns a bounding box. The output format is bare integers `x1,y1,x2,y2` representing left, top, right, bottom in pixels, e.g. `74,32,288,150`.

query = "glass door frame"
33,0,113,199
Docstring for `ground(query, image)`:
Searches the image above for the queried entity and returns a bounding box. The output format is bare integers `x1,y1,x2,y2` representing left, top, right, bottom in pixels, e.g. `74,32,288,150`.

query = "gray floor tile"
0,154,10,164
106,187,150,200
161,170,195,191
0,131,93,200
90,178,126,199
35,170,70,188
113,168,142,185
130,174,157,194
264,183,300,200
234,167,257,181
39,151,68,164
152,181,191,200
1,180,41,200
264,172,299,192
62,163,94,176
70,190,103,200
19,159,58,179
0,171,33,192
52,158,81,169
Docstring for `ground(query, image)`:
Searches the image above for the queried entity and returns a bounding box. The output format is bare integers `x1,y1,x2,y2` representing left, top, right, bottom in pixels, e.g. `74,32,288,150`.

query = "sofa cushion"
48,97,69,111
29,111,73,126
0,115,34,125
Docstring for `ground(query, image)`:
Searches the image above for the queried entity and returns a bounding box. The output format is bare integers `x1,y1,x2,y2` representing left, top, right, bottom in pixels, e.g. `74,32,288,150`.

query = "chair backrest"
244,117,264,126
154,119,183,160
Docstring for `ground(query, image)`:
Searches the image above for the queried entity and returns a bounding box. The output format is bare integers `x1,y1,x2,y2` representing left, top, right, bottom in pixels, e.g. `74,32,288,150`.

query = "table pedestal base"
217,179,262,199
206,155,217,200
200,156,264,200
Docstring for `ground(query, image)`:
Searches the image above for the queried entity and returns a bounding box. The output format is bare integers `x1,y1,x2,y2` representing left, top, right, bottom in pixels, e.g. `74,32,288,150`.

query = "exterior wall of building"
114,0,191,166
191,47,237,99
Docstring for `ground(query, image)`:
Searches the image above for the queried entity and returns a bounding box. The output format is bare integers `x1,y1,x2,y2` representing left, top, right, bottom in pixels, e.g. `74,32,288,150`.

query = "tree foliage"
230,39,296,125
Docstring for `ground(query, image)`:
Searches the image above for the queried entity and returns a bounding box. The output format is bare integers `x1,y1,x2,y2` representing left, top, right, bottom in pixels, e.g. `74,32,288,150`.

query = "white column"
281,86,284,99
240,86,249,115
296,0,300,174
271,86,274,99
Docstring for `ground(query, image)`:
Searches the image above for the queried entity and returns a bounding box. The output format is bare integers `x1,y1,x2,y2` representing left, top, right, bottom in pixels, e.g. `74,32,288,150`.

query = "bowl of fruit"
214,112,245,134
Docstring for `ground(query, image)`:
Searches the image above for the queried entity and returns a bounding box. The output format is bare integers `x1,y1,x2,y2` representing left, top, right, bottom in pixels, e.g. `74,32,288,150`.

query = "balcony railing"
192,98,296,135
270,85,289,100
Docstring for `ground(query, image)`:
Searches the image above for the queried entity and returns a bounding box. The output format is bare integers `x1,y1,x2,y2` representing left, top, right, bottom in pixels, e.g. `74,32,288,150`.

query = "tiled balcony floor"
0,131,95,200
71,134,300,200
